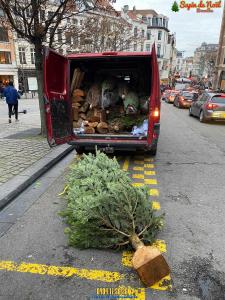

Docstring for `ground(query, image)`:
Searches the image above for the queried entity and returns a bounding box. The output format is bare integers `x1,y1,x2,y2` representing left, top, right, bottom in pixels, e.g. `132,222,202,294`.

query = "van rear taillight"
152,108,160,118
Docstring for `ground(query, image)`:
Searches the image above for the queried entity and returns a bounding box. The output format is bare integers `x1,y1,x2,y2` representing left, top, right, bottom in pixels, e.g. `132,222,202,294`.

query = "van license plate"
103,147,114,153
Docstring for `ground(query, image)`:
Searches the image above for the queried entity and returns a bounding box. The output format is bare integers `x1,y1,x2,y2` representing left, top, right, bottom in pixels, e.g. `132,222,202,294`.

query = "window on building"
146,44,150,52
48,11,54,19
159,18,162,26
30,48,35,64
73,18,78,25
148,17,151,25
126,41,130,50
134,27,137,37
158,31,162,40
0,27,9,42
133,43,137,51
19,47,26,64
80,19,83,25
58,29,63,43
141,44,144,52
26,8,32,18
65,33,72,44
40,10,45,22
163,18,166,27
0,51,11,64
142,29,145,38
147,29,151,40
49,27,55,42
142,16,147,22
157,44,161,57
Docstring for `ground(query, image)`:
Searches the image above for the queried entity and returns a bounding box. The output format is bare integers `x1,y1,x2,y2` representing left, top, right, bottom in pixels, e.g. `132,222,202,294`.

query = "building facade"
193,42,218,78
0,9,18,89
214,3,225,90
120,5,176,81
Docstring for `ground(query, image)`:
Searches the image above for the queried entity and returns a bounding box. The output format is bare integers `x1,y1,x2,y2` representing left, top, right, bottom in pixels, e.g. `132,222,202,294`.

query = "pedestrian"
3,81,20,123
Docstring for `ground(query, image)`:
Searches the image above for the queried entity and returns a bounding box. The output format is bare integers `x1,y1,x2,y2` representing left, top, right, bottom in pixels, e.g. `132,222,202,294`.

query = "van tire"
75,147,84,155
147,146,157,156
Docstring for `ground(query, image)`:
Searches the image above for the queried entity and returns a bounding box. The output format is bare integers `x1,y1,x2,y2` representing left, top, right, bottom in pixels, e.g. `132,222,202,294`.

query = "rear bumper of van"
69,137,159,153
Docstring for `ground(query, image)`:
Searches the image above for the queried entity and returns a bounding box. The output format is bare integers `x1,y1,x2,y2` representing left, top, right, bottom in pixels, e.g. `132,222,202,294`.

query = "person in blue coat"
3,81,21,123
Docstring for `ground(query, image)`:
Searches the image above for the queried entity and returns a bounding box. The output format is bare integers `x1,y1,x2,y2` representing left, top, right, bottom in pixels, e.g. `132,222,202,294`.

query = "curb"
0,144,75,210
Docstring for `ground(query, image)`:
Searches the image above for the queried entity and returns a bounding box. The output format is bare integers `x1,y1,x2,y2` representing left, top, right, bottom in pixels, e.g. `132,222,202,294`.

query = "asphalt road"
0,101,225,300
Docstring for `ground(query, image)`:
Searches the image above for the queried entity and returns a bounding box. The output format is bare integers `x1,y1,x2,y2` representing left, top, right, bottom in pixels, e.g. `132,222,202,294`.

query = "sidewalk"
0,100,74,208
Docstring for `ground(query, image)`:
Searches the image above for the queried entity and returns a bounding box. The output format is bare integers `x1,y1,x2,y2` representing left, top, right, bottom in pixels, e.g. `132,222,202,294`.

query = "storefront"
0,67,18,89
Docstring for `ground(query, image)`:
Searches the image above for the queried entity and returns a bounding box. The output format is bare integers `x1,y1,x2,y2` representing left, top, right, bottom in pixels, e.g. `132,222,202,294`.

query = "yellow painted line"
144,171,156,176
152,201,161,210
96,286,145,300
150,275,172,291
134,160,144,165
122,157,129,171
144,158,154,162
122,240,167,267
0,261,125,283
144,164,154,169
133,167,144,171
148,189,159,196
144,179,157,185
132,174,144,179
132,183,144,187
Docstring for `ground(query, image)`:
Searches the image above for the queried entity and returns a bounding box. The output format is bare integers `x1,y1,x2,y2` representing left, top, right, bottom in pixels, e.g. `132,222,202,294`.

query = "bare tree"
75,14,142,53
0,0,116,135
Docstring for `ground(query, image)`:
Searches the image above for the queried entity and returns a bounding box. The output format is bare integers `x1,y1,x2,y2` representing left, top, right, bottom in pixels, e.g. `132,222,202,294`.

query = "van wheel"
199,111,206,123
75,147,84,154
147,146,157,156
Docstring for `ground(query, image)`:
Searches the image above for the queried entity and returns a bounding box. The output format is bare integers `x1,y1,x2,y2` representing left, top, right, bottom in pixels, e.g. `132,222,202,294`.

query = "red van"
44,46,161,155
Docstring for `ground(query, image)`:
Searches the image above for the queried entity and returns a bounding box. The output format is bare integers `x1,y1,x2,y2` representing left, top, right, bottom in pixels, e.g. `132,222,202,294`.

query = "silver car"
189,92,225,122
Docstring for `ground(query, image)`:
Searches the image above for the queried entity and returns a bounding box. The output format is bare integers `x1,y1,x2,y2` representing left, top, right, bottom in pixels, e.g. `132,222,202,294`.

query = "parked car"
161,89,171,101
189,92,225,122
174,91,198,108
165,90,179,103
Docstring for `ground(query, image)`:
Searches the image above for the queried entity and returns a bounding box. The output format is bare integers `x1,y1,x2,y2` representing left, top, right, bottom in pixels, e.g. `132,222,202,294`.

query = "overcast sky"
113,0,223,56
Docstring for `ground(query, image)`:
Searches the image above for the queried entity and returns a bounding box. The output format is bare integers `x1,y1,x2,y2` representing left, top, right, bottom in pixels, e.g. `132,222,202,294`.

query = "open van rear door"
44,48,72,146
148,44,161,145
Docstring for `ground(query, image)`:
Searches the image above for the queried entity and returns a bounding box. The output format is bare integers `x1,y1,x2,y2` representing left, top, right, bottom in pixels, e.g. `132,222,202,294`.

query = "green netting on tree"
61,151,164,249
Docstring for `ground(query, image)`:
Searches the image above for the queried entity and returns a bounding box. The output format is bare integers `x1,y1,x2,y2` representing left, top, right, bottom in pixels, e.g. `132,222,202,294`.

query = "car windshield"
212,96,225,104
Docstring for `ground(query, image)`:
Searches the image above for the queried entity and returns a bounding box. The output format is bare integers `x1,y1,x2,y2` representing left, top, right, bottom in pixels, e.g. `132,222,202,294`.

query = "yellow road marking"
122,240,167,267
132,174,144,179
144,158,154,162
152,201,161,210
144,171,156,176
134,160,144,165
148,189,159,196
132,183,144,187
122,157,129,171
144,179,157,185
133,167,144,171
144,164,154,169
97,286,145,300
0,261,125,283
150,275,172,291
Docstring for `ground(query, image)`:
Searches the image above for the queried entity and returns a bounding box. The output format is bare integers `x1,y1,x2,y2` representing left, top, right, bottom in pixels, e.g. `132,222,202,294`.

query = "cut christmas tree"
61,151,170,286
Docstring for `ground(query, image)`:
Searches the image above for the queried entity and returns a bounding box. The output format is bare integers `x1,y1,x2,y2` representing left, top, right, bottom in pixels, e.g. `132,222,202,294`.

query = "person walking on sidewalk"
3,81,20,123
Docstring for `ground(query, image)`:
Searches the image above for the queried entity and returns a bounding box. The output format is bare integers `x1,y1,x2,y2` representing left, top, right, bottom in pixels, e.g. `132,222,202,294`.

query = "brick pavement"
0,121,51,186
